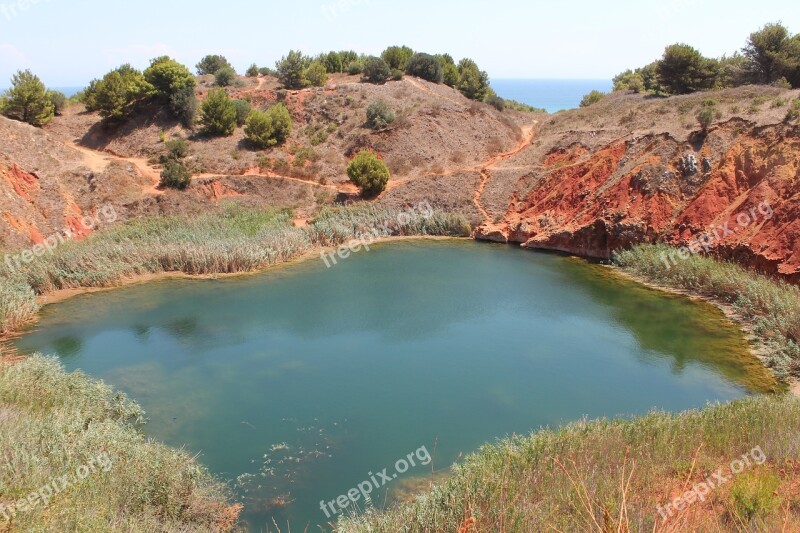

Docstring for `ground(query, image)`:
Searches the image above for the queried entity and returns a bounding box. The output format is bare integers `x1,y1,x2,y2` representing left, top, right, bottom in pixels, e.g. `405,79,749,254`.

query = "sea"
491,79,613,113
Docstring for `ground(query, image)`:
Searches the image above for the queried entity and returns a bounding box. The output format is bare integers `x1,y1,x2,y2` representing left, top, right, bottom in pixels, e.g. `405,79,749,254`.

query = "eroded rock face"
477,123,800,282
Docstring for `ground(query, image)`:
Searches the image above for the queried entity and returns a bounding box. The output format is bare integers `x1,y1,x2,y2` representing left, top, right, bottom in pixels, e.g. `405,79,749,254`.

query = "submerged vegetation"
0,355,241,531
615,244,800,380
0,204,471,336
338,394,800,532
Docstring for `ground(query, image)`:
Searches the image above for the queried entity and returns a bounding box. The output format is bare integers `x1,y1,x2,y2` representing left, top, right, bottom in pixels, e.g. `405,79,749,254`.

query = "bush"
366,100,396,129
442,63,460,87
656,44,718,94
47,90,67,115
405,53,444,83
362,57,391,84
159,159,191,190
580,90,606,107
486,92,505,111
199,88,237,136
214,66,237,87
305,61,328,87
785,99,800,122
347,150,390,197
347,61,364,75
613,70,645,93
323,51,343,73
83,65,153,120
196,54,231,76
144,56,196,100
232,99,251,126
697,106,715,131
244,104,292,148
381,46,414,71
246,64,259,77
164,138,189,159
258,67,273,77
2,70,55,126
456,59,490,100
728,470,781,521
169,86,197,127
276,50,309,89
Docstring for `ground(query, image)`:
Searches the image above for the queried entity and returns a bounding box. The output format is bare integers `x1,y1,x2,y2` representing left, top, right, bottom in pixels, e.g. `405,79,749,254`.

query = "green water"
14,240,776,530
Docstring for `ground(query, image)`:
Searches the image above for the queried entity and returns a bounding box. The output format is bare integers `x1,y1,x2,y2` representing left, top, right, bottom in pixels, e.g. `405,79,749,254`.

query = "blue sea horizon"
491,79,613,113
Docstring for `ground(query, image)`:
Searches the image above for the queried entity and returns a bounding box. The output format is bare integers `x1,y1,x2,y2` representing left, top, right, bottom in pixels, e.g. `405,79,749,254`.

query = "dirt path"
70,142,163,195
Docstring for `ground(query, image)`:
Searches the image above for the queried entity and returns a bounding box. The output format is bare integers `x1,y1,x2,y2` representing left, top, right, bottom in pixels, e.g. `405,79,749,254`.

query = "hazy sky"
0,0,796,87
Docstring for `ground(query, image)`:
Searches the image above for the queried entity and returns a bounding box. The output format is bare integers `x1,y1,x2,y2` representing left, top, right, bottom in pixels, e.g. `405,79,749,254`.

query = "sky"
0,0,797,87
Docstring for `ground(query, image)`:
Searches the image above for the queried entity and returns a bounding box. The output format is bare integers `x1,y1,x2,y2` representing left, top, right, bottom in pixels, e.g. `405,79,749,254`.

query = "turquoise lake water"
14,240,773,530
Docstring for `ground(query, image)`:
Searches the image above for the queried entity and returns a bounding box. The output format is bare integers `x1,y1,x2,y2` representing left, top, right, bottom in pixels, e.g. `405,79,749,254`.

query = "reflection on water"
14,240,776,530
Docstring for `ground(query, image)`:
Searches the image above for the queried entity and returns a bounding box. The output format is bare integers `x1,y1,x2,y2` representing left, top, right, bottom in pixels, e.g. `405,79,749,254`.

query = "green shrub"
232,99,251,126
164,138,189,160
381,45,415,71
47,90,67,115
362,56,391,84
323,51,344,73
405,53,444,83
613,70,645,93
656,44,718,94
246,63,259,77
697,106,715,131
2,70,55,126
258,67,273,77
305,61,328,87
486,92,505,111
442,63,459,87
196,54,231,76
456,58,490,100
276,50,309,89
580,90,606,107
347,150,390,196
785,99,800,122
728,470,781,521
347,60,364,75
366,100,396,129
391,69,404,81
214,66,237,87
169,86,197,127
83,65,153,120
244,103,292,148
199,88,237,136
159,159,191,190
144,56,196,100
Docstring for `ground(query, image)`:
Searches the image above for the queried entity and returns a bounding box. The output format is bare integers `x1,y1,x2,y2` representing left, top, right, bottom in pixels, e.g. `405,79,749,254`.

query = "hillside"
2,75,799,281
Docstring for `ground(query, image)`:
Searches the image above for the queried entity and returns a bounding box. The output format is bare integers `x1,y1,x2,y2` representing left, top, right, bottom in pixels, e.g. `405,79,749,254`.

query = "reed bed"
338,395,800,532
615,244,800,379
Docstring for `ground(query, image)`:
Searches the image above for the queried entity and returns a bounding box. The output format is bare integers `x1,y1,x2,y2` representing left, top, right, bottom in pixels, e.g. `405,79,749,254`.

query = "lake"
14,240,775,530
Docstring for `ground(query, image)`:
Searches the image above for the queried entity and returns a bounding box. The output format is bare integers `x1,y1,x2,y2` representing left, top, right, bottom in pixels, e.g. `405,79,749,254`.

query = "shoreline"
3,237,794,396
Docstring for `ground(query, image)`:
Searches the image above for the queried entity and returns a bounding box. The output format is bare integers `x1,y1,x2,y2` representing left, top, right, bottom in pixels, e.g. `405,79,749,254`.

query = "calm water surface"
15,240,774,530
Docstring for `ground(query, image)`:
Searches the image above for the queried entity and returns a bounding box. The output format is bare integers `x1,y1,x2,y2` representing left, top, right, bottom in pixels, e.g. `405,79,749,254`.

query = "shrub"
258,67,273,77
486,92,506,111
366,100,396,129
196,54,231,76
232,99,251,126
305,61,328,87
214,66,237,87
656,44,718,94
164,138,189,160
442,63,460,87
159,159,191,190
362,57,391,84
456,59,490,100
276,50,309,89
323,51,343,73
347,61,364,75
199,88,237,136
144,56,196,100
405,53,444,83
697,106,715,131
391,69,404,81
169,86,197,127
381,46,414,71
347,150,390,197
613,70,645,93
580,90,606,107
2,70,55,126
47,90,67,115
785,99,800,122
728,470,781,521
246,64,259,77
244,104,292,148
83,65,152,120
743,23,797,86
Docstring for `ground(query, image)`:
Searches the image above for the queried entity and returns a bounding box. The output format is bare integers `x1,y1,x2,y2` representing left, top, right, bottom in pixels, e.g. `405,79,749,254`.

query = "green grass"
0,355,242,531
0,203,471,336
614,244,800,380
337,395,800,532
